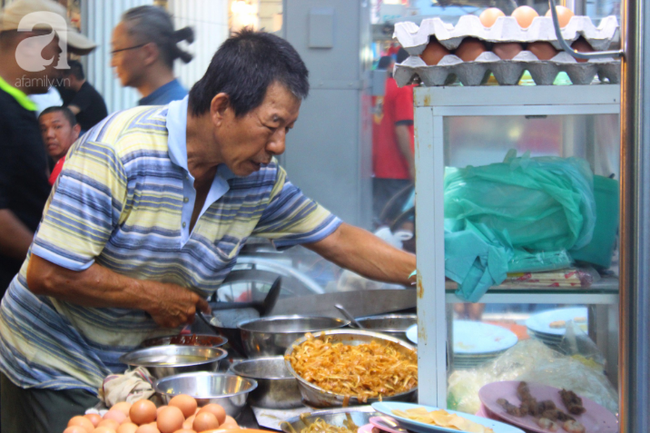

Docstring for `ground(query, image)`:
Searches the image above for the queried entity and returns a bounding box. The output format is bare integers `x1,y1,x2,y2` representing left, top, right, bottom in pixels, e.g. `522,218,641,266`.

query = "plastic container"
571,175,619,268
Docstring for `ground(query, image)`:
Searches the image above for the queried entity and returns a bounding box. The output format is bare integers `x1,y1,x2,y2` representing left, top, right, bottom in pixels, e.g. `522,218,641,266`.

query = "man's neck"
0,61,32,94
73,79,85,92
137,65,175,99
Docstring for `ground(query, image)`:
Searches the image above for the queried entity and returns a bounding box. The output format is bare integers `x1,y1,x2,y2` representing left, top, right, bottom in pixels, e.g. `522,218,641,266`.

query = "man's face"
39,111,80,160
213,82,301,177
110,22,146,88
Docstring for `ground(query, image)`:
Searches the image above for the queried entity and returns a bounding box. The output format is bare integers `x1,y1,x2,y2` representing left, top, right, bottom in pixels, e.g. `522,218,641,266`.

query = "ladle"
335,303,363,329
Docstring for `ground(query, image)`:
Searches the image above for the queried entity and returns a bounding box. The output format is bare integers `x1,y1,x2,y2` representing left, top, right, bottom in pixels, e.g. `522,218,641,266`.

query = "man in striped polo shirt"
0,29,416,431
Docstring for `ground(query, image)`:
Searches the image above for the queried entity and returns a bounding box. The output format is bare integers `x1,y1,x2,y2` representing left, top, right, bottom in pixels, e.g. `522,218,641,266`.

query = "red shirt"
372,78,415,179
48,156,65,185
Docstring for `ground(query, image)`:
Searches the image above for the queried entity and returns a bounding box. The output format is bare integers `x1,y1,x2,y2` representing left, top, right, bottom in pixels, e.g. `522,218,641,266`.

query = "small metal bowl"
140,334,228,349
120,345,228,380
355,314,417,342
284,329,418,408
280,406,380,433
238,315,350,358
228,357,302,409
155,372,257,417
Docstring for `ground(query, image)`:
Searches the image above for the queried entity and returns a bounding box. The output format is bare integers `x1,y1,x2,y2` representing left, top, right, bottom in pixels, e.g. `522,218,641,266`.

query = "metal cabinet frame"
413,84,621,406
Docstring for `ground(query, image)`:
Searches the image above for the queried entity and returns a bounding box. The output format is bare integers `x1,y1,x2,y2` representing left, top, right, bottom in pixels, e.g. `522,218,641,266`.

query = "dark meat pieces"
497,398,528,417
560,389,587,415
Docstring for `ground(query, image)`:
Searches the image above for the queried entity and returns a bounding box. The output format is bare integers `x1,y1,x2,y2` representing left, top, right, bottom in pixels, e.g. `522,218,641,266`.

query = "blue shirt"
138,78,187,106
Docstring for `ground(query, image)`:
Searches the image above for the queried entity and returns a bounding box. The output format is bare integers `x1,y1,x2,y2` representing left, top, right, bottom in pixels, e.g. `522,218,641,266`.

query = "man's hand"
146,282,211,328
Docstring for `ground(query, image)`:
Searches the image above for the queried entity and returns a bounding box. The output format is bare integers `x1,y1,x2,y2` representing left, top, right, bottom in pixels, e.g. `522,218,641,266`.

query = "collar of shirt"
167,96,237,246
139,78,186,106
0,75,37,111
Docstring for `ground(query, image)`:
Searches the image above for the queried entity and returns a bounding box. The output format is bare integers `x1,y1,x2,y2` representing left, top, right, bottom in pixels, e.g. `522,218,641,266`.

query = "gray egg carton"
394,50,620,87
394,15,619,52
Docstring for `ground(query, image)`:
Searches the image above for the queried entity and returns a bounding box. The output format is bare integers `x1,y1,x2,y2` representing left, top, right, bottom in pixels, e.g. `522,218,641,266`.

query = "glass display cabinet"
413,84,621,420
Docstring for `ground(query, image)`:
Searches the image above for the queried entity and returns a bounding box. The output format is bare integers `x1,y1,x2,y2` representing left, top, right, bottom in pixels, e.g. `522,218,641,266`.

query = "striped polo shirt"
0,98,341,393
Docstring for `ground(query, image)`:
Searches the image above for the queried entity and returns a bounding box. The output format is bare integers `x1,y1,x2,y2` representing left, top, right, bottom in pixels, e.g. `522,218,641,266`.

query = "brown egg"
193,412,220,432
85,414,103,428
479,8,505,27
571,37,593,63
134,424,160,433
130,400,157,425
93,427,117,433
117,423,139,433
454,38,487,62
156,406,168,417
420,38,450,66
98,420,120,431
173,430,196,433
112,402,133,416
219,416,238,429
197,404,226,425
545,5,574,28
528,41,559,60
104,409,128,424
169,395,197,418
492,42,524,60
511,6,539,29
157,406,185,433
182,415,195,430
64,427,90,433
68,415,95,433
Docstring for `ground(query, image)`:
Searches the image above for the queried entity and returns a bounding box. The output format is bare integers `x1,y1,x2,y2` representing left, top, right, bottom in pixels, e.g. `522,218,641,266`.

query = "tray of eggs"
392,6,620,87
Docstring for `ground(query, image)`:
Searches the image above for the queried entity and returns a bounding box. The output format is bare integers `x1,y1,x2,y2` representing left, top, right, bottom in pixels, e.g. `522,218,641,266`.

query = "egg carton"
394,15,619,52
394,50,620,86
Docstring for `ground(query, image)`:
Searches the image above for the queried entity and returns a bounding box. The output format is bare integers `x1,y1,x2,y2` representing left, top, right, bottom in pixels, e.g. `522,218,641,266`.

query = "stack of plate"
525,307,589,349
452,321,519,369
406,320,519,369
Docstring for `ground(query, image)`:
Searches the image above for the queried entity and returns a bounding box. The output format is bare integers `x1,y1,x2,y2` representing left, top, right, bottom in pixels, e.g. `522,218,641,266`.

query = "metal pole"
619,0,650,431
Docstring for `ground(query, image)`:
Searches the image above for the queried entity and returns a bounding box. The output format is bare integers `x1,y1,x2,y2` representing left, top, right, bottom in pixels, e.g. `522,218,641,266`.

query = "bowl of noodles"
284,329,418,408
280,406,380,433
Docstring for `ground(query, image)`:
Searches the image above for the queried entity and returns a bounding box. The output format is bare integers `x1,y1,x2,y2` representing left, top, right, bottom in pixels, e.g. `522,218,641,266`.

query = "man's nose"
267,129,286,155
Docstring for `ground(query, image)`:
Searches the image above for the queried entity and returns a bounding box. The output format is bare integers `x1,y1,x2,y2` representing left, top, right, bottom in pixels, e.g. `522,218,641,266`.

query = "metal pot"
355,314,417,341
238,315,349,358
119,345,227,380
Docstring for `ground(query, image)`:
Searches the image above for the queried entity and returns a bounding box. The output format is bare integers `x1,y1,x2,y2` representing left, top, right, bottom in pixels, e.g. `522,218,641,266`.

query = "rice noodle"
287,333,418,403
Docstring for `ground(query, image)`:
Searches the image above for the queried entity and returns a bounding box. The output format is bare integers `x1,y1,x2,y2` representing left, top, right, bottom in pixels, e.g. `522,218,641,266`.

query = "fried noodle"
286,333,418,403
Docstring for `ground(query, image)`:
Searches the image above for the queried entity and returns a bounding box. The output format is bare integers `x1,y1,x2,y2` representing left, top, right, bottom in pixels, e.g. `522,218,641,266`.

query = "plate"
454,321,518,354
478,381,618,433
369,417,409,433
405,322,518,355
525,307,589,336
406,324,417,344
358,424,374,433
372,402,525,433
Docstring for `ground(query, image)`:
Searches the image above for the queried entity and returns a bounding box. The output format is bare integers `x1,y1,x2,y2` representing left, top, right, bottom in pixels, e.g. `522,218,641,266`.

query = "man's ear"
210,93,231,125
72,124,81,141
141,42,158,66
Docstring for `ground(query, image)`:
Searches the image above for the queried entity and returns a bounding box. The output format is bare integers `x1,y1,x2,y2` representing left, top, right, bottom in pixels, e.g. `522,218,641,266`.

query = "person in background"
111,5,194,106
60,60,108,133
38,107,81,185
372,48,416,223
0,0,95,298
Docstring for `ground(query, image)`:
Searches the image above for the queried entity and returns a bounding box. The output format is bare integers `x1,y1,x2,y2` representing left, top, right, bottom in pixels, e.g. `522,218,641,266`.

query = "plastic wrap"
447,340,618,415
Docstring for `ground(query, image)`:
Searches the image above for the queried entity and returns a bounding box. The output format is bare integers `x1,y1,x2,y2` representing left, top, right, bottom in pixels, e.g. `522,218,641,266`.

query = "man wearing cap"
0,0,95,431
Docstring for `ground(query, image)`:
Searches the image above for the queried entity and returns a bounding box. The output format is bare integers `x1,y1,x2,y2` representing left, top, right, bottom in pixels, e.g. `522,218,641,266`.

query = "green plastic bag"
443,151,596,301
444,150,596,254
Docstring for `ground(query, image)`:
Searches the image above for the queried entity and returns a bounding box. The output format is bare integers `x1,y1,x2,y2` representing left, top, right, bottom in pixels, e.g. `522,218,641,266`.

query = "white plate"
405,322,518,355
372,402,525,433
525,307,589,336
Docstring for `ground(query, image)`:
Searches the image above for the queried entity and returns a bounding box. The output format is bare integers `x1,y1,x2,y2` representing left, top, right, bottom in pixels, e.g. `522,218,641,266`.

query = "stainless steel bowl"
280,406,380,433
238,315,350,358
355,314,417,342
228,357,302,409
140,334,228,348
119,345,227,380
284,329,418,408
154,372,257,417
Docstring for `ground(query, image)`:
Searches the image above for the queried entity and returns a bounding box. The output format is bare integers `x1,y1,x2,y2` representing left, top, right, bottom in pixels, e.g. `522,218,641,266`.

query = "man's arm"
395,123,415,180
0,209,34,261
26,254,210,328
67,105,80,115
304,222,416,286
